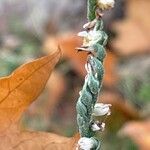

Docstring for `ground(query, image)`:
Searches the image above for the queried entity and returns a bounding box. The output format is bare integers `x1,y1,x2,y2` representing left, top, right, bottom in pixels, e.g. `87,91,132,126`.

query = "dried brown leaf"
120,120,150,150
0,49,60,132
112,0,150,56
0,49,79,150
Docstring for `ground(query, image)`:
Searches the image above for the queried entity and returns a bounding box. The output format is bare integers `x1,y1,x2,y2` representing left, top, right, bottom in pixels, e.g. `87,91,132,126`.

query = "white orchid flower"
91,122,106,132
93,103,111,116
91,123,101,131
78,137,95,150
78,30,102,47
97,0,115,10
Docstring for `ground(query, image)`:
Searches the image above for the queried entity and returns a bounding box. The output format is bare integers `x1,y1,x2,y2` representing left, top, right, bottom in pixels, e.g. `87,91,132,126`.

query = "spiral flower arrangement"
76,0,115,149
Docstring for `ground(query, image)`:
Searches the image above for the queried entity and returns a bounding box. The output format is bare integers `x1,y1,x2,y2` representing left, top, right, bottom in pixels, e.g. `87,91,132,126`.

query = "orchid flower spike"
93,103,111,116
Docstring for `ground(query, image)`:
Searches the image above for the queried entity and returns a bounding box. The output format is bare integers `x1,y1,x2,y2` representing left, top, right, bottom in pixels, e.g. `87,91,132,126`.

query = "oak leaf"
112,0,150,56
120,120,150,150
0,49,79,150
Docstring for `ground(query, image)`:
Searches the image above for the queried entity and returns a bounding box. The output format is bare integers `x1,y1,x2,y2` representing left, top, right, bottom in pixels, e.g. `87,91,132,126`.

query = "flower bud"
93,103,111,116
78,137,95,150
91,123,101,131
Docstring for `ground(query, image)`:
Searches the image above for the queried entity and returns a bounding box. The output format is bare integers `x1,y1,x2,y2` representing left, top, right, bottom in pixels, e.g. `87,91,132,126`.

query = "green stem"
87,0,97,21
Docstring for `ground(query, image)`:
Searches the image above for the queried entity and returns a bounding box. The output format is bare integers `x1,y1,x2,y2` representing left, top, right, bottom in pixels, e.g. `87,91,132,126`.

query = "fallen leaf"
113,20,150,56
0,48,79,150
103,51,118,86
120,120,150,150
46,70,66,117
112,0,150,56
0,48,61,132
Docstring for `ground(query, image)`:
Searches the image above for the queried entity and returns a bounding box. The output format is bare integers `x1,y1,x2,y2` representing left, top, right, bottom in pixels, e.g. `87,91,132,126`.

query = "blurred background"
0,0,150,149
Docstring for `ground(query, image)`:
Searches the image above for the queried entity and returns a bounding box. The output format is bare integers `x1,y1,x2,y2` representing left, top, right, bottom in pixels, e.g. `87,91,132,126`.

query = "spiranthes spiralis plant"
76,0,115,149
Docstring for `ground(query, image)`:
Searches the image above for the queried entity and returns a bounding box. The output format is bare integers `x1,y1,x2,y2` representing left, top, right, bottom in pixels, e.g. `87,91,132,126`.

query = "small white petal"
107,111,111,116
78,137,95,150
101,122,106,131
78,31,88,37
79,91,82,96
84,75,89,83
95,73,98,78
85,63,92,74
93,103,111,116
85,63,88,73
91,123,101,131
